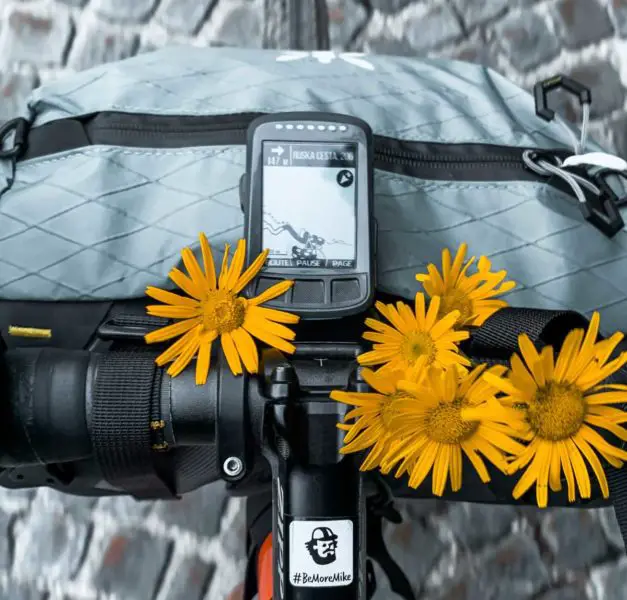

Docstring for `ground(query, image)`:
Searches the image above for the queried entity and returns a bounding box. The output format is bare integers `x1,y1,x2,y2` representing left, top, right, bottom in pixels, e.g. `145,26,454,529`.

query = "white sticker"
288,519,354,587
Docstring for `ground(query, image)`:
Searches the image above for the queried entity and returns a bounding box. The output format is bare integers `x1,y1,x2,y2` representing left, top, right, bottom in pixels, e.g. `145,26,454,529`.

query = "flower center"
426,399,478,444
527,381,586,441
439,288,473,325
401,331,436,366
202,290,246,334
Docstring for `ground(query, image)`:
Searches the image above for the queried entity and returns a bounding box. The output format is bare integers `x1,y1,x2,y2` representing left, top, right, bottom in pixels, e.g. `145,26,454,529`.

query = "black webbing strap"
467,306,589,362
471,307,627,552
91,348,174,499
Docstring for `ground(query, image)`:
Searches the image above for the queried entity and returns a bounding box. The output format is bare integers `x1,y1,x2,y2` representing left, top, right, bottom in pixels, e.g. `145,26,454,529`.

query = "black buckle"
0,117,28,159
534,75,591,122
580,169,625,237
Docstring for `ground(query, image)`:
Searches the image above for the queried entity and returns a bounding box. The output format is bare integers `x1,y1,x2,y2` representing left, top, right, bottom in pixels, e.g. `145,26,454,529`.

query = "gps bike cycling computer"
241,112,376,320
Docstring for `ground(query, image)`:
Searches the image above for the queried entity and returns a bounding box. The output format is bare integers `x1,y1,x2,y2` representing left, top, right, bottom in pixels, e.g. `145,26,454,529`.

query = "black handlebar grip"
166,358,218,446
0,348,92,467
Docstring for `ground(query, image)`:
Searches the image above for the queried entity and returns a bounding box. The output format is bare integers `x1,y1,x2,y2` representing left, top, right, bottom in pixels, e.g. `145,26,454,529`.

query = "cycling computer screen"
262,141,357,270
242,113,376,320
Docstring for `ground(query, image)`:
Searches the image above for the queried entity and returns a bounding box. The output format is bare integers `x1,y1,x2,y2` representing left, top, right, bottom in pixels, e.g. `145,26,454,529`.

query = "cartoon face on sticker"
305,527,339,565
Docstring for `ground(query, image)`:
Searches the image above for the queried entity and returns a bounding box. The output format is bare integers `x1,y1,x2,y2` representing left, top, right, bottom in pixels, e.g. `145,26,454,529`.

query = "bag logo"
276,51,375,71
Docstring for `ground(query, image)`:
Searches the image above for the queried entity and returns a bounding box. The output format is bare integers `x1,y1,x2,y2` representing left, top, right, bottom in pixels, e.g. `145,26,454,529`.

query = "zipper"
18,111,572,184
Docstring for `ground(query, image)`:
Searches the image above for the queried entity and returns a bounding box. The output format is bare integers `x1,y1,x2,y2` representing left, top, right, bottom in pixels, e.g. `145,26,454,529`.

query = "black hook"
575,168,625,238
0,117,28,159
534,75,591,122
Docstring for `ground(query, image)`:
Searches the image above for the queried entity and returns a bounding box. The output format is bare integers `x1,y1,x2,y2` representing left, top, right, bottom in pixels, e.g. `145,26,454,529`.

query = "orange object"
257,534,274,600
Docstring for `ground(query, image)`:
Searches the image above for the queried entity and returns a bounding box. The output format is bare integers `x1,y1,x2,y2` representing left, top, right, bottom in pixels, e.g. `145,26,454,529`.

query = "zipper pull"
563,152,627,172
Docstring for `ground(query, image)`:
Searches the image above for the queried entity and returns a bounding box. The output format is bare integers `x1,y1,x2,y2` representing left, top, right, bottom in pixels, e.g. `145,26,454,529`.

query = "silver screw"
223,456,244,478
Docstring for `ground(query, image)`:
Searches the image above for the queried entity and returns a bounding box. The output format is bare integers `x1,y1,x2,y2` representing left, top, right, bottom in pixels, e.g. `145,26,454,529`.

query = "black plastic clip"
580,169,625,237
0,117,28,159
534,75,591,122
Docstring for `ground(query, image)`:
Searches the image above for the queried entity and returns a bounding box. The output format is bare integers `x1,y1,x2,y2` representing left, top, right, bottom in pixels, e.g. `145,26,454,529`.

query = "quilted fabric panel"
26,46,591,150
3,144,627,334
0,146,244,300
375,171,627,334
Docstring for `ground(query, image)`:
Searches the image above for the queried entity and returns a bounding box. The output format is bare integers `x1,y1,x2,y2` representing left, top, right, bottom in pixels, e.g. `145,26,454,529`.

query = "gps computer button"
292,280,325,304
331,279,361,303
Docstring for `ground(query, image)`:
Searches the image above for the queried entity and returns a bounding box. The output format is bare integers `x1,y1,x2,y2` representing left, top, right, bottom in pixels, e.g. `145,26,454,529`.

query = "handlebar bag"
1,47,626,322
1,47,627,514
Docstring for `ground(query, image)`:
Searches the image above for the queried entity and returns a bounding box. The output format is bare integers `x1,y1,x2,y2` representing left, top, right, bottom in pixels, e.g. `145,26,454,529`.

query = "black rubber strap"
471,307,627,552
91,348,174,499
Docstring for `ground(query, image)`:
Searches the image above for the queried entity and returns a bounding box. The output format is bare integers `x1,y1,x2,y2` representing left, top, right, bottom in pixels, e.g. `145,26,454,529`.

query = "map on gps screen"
262,142,357,270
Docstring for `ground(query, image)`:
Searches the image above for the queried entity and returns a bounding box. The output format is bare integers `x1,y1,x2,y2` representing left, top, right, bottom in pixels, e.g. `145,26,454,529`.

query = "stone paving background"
0,0,627,598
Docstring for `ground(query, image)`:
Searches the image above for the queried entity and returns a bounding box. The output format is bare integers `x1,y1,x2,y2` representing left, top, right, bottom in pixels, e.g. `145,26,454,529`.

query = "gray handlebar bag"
1,46,626,333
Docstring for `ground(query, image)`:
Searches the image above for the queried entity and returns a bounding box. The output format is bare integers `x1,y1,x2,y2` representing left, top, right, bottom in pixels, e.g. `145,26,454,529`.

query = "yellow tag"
8,326,52,339
543,75,562,88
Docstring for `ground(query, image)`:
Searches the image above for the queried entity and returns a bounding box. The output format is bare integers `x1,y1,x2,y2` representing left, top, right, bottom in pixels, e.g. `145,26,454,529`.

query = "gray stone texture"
540,509,610,571
451,0,510,29
551,0,614,50
444,503,516,550
609,0,627,36
492,9,561,72
155,0,218,35
66,19,139,71
0,3,73,68
92,0,159,23
0,0,627,599
402,3,463,52
435,534,550,600
162,555,215,600
90,528,172,599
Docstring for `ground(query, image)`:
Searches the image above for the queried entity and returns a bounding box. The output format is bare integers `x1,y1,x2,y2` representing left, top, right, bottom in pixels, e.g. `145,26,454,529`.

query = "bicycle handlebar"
0,347,218,467
0,339,612,599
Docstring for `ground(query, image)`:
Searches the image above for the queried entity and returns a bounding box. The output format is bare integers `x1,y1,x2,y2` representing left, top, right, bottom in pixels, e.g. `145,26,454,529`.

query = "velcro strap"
91,348,174,499
467,307,589,361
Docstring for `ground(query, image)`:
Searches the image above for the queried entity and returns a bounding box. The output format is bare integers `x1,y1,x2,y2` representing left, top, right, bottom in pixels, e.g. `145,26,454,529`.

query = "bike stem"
261,349,367,599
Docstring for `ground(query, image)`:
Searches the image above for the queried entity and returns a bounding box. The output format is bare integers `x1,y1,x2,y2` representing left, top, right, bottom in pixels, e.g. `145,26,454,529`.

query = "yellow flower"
379,365,525,496
416,243,516,328
144,234,299,383
357,293,470,376
330,361,427,472
483,312,627,508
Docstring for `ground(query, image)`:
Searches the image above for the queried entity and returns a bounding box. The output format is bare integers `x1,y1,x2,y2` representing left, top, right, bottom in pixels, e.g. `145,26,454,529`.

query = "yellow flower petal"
199,233,217,289
146,305,199,319
169,268,204,300
243,317,296,354
167,332,201,378
155,325,203,365
195,334,215,385
250,280,294,305
230,327,260,374
146,286,199,307
182,247,208,292
233,249,270,294
218,243,231,289
145,318,200,344
221,331,243,375
225,238,247,291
